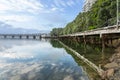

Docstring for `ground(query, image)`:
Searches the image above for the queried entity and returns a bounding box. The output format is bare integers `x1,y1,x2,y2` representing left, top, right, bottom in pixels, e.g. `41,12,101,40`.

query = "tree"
51,0,117,35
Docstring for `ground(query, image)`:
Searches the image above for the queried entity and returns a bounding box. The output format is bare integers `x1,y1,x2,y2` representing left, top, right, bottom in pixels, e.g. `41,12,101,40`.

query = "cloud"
0,21,43,34
0,0,83,32
0,52,34,59
0,0,44,14
67,0,75,7
53,0,76,8
0,0,66,14
0,15,34,22
51,7,58,11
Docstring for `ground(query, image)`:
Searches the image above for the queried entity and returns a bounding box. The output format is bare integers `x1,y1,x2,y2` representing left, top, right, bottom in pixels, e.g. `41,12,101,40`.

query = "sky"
0,0,84,33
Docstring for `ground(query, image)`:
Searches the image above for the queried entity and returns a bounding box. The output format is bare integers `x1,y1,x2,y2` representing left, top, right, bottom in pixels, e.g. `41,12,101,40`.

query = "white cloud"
0,0,44,14
0,3,11,11
58,0,67,7
51,7,58,11
0,0,67,14
54,0,61,7
67,0,75,7
0,15,34,22
0,0,83,32
53,0,76,8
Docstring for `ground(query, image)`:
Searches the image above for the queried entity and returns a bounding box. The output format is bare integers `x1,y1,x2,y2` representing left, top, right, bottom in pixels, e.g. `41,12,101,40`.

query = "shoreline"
58,39,120,79
102,40,120,79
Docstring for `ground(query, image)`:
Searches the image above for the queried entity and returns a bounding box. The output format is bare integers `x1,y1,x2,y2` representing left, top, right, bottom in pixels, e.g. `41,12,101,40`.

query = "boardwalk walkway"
60,25,120,38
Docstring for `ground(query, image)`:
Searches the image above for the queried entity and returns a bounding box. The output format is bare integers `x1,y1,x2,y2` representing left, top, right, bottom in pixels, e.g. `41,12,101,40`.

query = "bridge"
0,33,50,39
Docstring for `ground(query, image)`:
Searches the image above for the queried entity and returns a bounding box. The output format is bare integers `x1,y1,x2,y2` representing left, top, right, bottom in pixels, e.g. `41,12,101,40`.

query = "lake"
0,39,89,80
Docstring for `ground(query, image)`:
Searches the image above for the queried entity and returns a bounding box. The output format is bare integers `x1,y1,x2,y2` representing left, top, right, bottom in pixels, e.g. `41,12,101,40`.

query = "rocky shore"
102,42,120,80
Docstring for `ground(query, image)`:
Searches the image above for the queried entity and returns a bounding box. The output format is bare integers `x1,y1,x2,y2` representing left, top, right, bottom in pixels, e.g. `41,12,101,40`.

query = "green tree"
51,0,118,35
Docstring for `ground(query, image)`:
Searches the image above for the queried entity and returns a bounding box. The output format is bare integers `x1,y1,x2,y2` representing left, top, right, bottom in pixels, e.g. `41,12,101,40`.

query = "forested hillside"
51,0,119,36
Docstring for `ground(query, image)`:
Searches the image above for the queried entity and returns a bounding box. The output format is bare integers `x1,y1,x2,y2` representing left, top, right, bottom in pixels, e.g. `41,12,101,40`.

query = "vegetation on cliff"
51,0,119,36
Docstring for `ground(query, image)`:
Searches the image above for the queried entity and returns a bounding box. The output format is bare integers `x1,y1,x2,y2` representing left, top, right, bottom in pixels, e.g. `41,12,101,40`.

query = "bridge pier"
4,35,7,39
12,35,14,39
19,35,22,39
26,35,29,39
33,36,36,39
39,35,41,39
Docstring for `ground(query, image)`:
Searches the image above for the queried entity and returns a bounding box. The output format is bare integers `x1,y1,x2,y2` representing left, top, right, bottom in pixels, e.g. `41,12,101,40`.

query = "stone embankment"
102,40,120,80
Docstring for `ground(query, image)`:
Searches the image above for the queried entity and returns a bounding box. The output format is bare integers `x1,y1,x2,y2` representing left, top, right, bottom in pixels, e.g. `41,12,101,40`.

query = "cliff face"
83,0,97,12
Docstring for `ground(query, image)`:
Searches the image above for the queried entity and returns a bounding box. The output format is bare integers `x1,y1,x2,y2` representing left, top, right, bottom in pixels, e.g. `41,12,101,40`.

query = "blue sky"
0,0,84,33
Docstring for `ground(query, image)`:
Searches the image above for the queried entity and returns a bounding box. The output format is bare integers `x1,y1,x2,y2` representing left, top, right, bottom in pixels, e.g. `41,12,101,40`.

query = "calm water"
0,39,89,80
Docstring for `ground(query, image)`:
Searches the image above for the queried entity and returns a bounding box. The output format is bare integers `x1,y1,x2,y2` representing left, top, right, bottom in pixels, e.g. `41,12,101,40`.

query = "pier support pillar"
83,35,86,45
39,35,41,39
4,35,7,38
12,36,14,39
33,36,36,39
20,36,22,39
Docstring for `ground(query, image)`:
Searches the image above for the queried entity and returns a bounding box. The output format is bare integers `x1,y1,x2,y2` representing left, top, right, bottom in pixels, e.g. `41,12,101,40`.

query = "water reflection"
60,39,114,66
57,38,115,79
0,39,89,80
